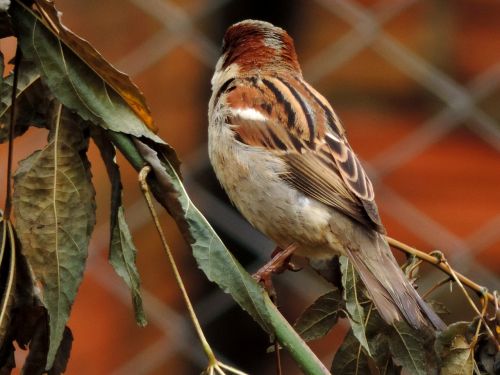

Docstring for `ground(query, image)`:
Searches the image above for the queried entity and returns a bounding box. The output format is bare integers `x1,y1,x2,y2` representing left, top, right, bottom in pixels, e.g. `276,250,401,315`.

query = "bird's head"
217,20,301,76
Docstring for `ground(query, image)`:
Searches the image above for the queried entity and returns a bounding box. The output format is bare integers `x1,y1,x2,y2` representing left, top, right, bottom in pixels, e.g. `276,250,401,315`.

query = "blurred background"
1,0,500,373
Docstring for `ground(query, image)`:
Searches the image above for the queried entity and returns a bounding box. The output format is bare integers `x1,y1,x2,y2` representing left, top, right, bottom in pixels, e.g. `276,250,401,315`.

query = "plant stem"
3,46,21,220
110,132,330,374
385,236,496,305
138,166,219,366
422,276,451,299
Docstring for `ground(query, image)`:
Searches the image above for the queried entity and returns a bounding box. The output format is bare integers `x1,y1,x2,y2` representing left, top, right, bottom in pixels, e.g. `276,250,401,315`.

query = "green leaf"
110,208,146,325
10,0,163,143
0,220,16,346
340,256,371,356
331,329,379,375
13,103,96,369
131,138,330,375
435,322,474,375
388,321,432,375
32,0,155,132
93,129,146,326
293,288,344,342
0,58,50,143
331,303,400,375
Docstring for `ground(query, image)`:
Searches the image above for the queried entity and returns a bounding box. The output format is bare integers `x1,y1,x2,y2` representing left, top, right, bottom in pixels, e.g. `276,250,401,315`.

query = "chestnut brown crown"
221,20,301,74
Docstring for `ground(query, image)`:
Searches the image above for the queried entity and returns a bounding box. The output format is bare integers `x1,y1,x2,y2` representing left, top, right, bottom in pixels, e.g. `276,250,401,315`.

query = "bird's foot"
252,243,299,297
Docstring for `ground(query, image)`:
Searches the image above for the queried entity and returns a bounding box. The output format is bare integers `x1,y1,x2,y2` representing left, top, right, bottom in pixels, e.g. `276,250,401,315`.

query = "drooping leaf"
293,288,344,342
47,326,72,375
131,139,330,375
0,58,50,143
10,1,164,143
13,103,96,368
110,208,147,326
435,322,474,375
388,321,433,375
340,256,371,355
93,129,146,326
32,0,155,132
0,220,16,345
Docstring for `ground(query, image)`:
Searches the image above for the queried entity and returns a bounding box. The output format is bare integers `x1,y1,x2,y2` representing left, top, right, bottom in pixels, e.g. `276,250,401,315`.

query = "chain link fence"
4,0,499,373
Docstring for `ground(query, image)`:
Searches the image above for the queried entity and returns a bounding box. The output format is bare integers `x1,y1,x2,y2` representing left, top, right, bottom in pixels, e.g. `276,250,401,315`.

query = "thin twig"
422,276,452,300
139,166,248,375
441,256,498,349
386,236,496,305
472,295,488,347
3,46,22,220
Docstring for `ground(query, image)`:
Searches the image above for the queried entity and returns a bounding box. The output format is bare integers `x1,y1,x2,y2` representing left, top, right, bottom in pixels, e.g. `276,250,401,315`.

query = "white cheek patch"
232,107,267,122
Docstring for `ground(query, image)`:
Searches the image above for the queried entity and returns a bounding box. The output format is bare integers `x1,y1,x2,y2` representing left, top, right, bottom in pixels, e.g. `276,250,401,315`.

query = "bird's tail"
345,232,446,331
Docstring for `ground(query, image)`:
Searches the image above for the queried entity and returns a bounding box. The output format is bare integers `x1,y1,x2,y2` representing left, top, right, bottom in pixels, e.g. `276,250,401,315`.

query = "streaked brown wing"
223,76,385,232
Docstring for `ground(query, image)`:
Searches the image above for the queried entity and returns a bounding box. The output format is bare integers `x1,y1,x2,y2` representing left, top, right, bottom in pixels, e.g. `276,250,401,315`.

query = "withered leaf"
20,309,72,375
340,256,371,355
31,0,155,132
13,103,96,369
0,58,50,143
293,288,344,342
10,1,164,144
435,322,474,375
93,129,146,326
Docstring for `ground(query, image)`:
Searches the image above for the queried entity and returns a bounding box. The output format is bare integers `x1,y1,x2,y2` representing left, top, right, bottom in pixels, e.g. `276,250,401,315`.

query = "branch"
108,131,330,375
386,236,496,305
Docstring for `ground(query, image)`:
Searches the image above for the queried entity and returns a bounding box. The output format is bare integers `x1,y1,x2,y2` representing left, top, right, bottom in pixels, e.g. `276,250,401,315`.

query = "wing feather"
223,76,385,232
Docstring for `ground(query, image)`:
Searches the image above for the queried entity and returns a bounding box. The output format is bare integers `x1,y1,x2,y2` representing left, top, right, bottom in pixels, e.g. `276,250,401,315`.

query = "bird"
208,19,445,331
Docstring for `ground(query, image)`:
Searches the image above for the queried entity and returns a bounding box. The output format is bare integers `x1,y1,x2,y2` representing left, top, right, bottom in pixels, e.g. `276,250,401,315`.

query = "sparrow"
208,19,445,331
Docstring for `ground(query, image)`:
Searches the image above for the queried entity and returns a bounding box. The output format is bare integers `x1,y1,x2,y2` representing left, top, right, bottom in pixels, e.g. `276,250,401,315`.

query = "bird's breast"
208,112,341,259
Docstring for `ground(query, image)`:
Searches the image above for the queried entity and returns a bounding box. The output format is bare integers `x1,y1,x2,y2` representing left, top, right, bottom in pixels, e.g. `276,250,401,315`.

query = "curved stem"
385,236,496,305
422,276,451,299
138,166,218,365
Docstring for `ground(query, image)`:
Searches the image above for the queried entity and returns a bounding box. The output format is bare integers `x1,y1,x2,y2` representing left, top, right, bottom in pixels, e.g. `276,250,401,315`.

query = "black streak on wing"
278,78,316,147
262,78,296,129
214,78,236,103
268,128,287,150
299,80,344,136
